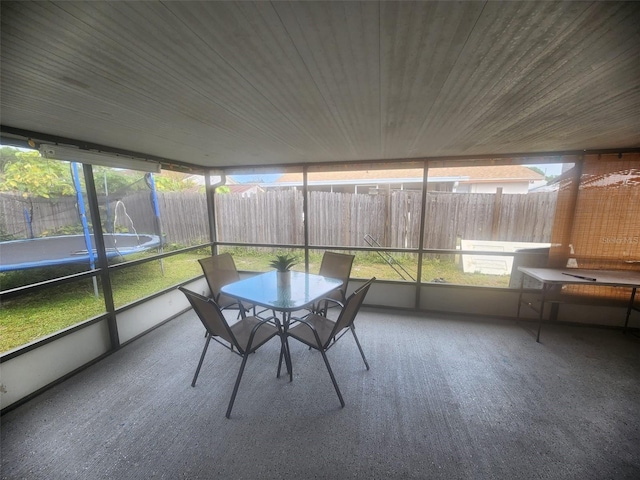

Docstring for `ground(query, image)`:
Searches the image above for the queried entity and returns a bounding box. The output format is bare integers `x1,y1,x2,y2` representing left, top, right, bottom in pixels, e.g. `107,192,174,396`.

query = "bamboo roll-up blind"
548,159,583,268
550,152,640,301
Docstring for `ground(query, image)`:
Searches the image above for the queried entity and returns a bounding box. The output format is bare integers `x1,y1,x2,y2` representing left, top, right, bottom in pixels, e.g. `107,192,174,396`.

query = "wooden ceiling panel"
411,1,640,155
1,1,638,168
272,1,382,160
379,1,485,157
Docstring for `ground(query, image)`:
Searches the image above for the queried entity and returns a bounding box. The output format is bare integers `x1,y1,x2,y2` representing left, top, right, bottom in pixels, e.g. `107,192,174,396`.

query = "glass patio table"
221,270,343,379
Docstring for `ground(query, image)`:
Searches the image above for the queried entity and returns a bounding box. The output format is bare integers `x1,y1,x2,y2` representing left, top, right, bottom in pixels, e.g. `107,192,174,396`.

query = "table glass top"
220,270,343,311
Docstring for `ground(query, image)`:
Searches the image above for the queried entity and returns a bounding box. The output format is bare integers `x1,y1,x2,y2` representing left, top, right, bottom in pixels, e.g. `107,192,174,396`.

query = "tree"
152,171,198,192
1,146,204,195
92,166,148,197
0,146,20,173
0,149,75,198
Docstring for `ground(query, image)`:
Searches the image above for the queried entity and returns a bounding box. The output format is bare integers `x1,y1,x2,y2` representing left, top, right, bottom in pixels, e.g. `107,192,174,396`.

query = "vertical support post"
415,160,429,310
23,206,34,238
384,185,391,248
82,163,120,350
491,187,503,240
549,156,584,268
146,173,164,275
302,166,309,273
205,170,219,256
103,172,112,233
71,162,98,297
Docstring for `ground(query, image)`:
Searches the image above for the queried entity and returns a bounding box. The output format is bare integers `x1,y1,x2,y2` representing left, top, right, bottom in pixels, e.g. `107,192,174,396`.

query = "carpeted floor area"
2,308,640,479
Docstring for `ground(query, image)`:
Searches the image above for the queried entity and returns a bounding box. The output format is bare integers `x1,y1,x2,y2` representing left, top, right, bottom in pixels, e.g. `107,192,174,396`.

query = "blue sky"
231,174,282,184
232,164,566,184
531,163,563,176
1,143,566,181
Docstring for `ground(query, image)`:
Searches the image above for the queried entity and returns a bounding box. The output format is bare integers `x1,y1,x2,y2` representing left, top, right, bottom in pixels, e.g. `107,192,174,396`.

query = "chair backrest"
179,287,237,348
319,252,355,301
328,277,375,342
198,253,241,301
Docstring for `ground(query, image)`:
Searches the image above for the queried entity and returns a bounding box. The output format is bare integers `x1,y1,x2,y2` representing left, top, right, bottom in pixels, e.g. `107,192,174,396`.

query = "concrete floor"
2,308,639,479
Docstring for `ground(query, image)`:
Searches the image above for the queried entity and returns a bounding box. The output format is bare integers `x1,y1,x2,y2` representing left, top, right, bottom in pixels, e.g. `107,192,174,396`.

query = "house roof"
1,2,638,169
228,184,262,195
272,165,543,186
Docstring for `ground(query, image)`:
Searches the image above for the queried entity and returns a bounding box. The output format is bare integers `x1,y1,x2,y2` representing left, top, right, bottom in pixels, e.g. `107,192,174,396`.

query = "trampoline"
0,234,161,272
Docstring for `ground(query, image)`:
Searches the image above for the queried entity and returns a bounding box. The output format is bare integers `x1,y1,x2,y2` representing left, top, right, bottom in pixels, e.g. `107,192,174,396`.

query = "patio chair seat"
229,316,279,353
287,314,337,349
179,287,281,418
286,277,374,408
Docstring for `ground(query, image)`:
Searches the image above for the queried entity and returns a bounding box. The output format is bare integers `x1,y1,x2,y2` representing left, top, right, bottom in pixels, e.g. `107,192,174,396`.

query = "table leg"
536,283,548,343
277,337,286,378
623,287,637,333
276,312,293,382
517,273,525,319
283,311,292,381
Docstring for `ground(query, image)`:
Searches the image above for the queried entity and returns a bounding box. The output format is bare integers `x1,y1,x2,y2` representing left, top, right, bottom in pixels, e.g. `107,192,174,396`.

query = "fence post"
491,187,503,240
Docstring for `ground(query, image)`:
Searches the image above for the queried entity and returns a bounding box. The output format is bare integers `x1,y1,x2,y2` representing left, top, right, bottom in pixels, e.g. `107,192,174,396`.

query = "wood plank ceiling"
1,1,639,169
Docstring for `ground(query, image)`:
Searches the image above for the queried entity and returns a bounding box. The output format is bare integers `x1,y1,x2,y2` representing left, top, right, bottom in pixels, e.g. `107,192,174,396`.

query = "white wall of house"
456,181,530,194
3,276,637,411
0,277,205,411
0,320,111,410
117,280,205,344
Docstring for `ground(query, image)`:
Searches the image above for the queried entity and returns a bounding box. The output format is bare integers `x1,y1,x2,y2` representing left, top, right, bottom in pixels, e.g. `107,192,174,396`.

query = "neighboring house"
185,174,264,196
265,165,543,194
227,184,264,197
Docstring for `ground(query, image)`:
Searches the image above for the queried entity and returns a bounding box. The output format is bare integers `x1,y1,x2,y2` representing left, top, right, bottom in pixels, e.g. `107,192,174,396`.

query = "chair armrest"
244,316,280,352
315,297,344,309
286,315,325,348
253,314,281,326
312,297,344,316
288,315,315,327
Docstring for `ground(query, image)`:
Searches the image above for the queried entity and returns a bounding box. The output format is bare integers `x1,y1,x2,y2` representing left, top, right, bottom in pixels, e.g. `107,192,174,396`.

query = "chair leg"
277,336,285,378
350,326,369,370
317,300,327,317
277,335,293,381
319,349,345,408
285,337,293,382
226,353,250,418
192,335,212,387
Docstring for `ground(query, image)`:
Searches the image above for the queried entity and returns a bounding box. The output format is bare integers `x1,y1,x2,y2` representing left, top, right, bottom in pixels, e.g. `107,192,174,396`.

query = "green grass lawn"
0,252,204,353
1,249,509,353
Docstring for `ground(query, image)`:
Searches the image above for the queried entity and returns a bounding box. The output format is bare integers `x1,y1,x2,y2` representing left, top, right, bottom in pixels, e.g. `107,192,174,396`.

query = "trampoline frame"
0,233,161,272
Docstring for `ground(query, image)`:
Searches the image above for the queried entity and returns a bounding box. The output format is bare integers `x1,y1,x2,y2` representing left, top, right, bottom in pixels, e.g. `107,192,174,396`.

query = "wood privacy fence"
216,190,304,245
0,193,79,239
424,190,557,248
0,190,557,249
